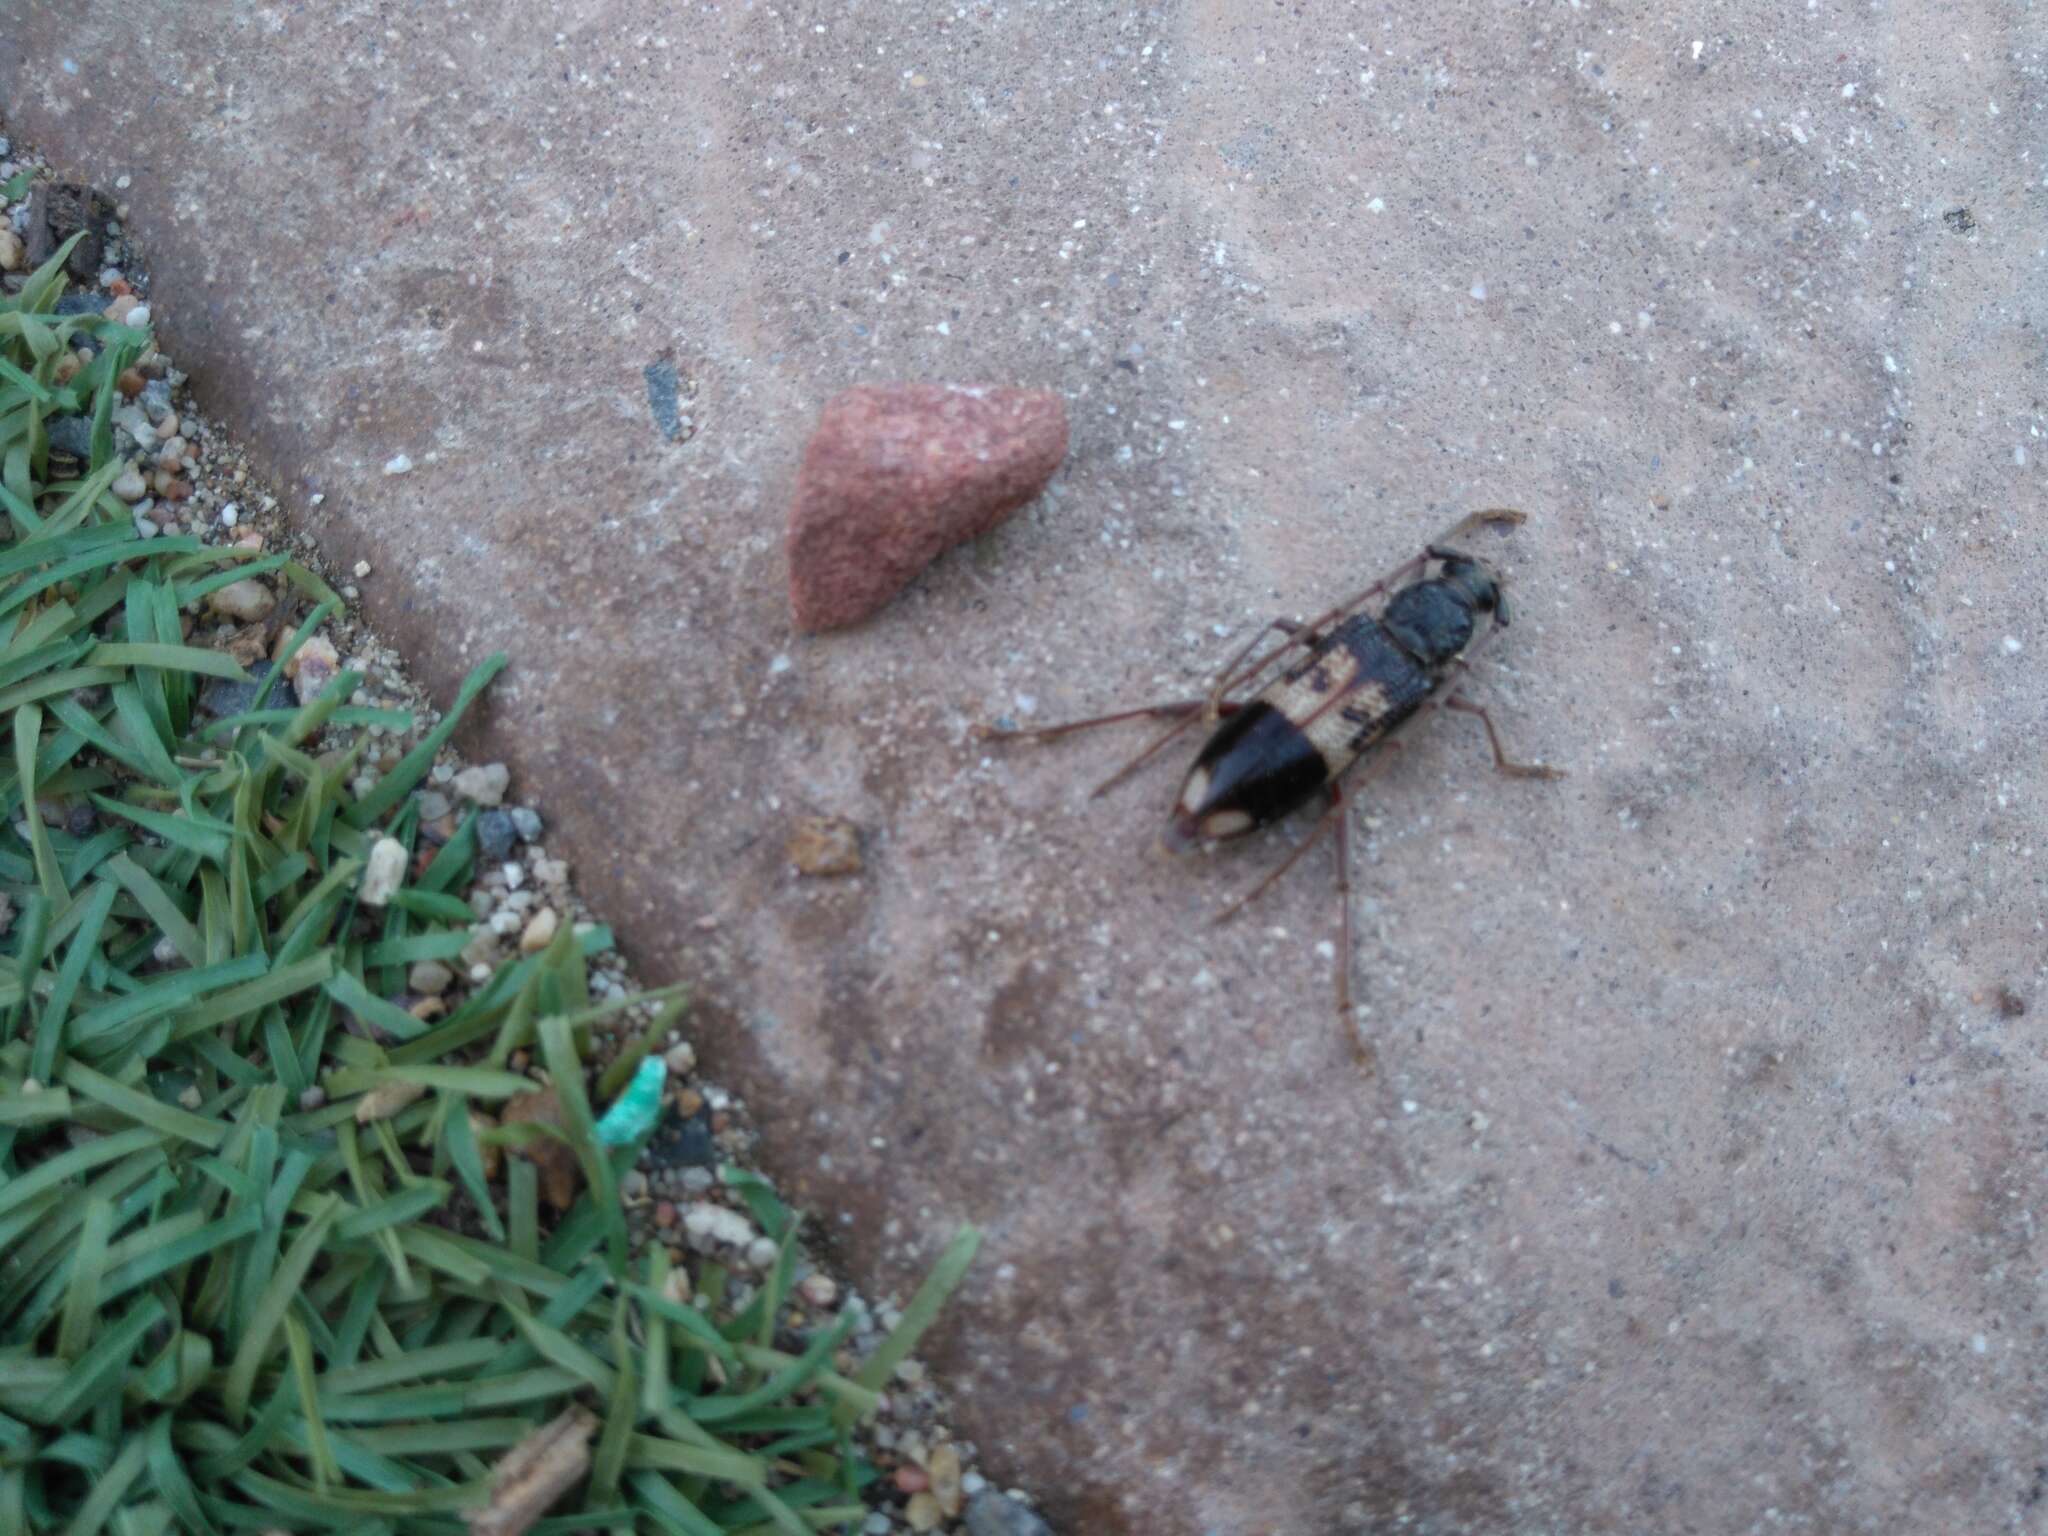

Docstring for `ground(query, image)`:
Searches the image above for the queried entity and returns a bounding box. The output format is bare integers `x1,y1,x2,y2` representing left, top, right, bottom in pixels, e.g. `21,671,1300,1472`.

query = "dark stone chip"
198,660,275,718
644,1107,717,1171
476,808,518,862
44,415,94,461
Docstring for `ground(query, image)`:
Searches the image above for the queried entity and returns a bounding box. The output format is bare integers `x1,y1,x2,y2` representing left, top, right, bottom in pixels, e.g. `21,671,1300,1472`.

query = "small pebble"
509,805,544,842
286,634,342,704
654,1201,678,1229
520,907,559,954
206,578,275,623
0,229,23,271
682,1201,758,1249
103,294,141,324
177,1084,203,1110
965,1492,1055,1536
453,761,510,806
408,959,454,996
904,1494,942,1533
663,1040,698,1075
197,660,274,719
745,1235,782,1270
116,367,145,399
298,1087,326,1112
798,1271,838,1309
382,453,413,475
417,790,452,821
927,1445,964,1518
476,808,518,862
359,837,408,907
112,466,148,502
894,1466,931,1495
125,304,151,329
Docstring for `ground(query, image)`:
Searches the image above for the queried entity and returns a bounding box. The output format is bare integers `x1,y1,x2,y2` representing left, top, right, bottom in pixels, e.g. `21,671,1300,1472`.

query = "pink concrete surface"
6,3,2045,1530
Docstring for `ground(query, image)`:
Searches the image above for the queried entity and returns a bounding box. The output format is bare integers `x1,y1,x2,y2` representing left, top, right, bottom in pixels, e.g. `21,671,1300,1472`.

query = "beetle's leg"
1088,701,1243,798
973,697,1236,746
1330,780,1375,1075
974,699,1246,801
1436,507,1526,543
1211,801,1341,926
1440,694,1567,780
1211,743,1402,925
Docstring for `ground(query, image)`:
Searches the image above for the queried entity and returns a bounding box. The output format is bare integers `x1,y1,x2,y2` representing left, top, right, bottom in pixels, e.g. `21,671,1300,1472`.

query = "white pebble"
125,304,151,328
745,1236,782,1270
453,762,510,806
2002,636,2023,655
682,1202,758,1249
1469,280,1486,301
219,503,239,527
382,453,414,476
207,578,276,623
409,959,454,995
354,559,372,578
359,837,408,907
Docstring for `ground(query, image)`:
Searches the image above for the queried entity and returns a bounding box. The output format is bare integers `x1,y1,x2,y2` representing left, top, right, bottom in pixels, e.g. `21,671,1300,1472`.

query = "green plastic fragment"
593,1055,667,1146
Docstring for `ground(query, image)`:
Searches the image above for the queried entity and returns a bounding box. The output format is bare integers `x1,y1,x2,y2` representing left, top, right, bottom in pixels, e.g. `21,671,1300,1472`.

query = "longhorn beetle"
974,509,1565,1067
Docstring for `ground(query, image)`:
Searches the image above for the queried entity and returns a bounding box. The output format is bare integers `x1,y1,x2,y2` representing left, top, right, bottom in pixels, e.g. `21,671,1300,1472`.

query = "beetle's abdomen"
1171,617,1433,844
1172,701,1330,841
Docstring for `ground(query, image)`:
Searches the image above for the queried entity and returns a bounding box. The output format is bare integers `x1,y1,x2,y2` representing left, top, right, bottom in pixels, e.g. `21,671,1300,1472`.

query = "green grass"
0,231,979,1534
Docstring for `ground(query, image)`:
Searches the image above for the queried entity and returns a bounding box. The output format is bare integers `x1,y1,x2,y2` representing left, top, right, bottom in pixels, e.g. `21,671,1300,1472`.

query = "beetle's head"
1432,548,1509,627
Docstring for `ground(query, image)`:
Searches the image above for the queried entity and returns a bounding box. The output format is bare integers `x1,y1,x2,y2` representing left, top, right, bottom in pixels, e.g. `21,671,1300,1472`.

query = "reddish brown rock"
786,384,1067,631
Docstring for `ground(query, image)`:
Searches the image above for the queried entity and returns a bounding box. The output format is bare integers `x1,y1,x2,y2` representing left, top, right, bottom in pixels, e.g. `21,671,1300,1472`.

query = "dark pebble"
966,1492,1055,1536
645,1108,718,1171
64,803,97,838
44,415,93,461
140,378,173,423
476,809,518,862
198,660,275,718
53,292,105,317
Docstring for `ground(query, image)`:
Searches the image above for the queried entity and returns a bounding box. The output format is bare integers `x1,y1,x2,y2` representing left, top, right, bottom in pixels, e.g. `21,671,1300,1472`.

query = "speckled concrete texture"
6,4,2044,1531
